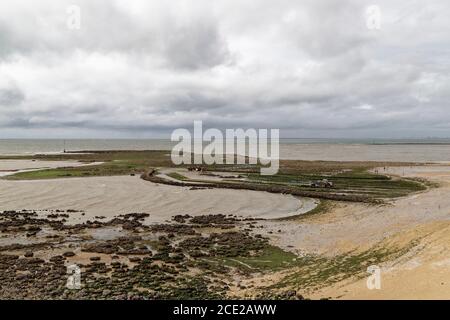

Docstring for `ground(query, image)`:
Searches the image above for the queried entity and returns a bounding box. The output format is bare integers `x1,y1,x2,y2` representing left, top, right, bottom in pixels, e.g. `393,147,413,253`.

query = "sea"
0,138,450,162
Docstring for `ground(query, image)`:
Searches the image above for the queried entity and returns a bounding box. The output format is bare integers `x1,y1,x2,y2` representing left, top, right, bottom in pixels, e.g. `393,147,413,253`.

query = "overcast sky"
0,0,449,138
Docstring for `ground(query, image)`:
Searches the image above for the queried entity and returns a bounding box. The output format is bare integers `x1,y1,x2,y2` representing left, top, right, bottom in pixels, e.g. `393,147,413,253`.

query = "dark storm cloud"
0,0,450,138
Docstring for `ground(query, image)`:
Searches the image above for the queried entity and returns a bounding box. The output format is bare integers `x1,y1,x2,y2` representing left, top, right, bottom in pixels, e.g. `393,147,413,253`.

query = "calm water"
0,139,174,155
0,139,450,162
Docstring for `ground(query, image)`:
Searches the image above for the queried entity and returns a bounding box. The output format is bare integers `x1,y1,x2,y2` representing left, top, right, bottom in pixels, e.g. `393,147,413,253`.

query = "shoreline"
2,141,450,162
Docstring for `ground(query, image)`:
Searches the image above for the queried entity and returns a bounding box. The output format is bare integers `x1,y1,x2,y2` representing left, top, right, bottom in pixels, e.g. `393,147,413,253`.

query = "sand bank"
0,159,94,176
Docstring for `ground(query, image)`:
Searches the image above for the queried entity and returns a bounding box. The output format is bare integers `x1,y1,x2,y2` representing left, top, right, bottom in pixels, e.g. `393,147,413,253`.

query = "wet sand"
0,160,314,222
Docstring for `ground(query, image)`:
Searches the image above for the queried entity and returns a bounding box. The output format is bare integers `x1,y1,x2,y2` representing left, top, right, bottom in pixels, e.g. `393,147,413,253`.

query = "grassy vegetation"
245,169,426,200
217,245,299,272
205,158,422,175
3,151,172,180
405,176,440,189
166,172,188,181
277,199,333,221
270,240,416,291
205,236,416,295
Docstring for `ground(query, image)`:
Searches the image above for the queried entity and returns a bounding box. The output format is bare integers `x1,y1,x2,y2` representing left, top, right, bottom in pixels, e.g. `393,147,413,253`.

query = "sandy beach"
312,220,450,299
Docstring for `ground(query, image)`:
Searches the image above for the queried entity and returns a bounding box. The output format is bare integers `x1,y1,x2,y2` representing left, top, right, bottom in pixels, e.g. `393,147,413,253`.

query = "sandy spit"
0,159,94,176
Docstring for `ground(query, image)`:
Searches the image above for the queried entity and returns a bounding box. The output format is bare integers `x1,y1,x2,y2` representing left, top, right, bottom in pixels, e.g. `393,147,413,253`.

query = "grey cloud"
0,0,450,138
0,88,25,106
161,18,230,70
0,0,229,70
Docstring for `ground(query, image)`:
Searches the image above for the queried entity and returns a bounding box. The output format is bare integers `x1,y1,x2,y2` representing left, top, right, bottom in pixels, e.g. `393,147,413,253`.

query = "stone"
63,251,75,257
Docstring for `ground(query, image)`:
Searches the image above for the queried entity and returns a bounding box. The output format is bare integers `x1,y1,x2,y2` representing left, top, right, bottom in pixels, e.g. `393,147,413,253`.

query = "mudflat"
0,160,314,222
0,158,449,299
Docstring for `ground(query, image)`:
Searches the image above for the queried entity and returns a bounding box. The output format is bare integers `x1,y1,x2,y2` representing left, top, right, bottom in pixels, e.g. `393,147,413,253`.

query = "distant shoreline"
1,139,450,162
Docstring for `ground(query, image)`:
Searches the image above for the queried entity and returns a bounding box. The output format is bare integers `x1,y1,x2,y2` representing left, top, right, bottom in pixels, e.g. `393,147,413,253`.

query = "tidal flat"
0,151,448,299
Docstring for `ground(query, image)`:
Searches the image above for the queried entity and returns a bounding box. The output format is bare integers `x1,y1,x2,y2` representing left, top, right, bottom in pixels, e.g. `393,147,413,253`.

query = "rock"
24,251,34,258
15,274,28,281
63,251,75,257
50,255,64,263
